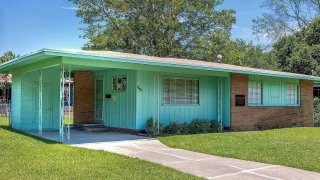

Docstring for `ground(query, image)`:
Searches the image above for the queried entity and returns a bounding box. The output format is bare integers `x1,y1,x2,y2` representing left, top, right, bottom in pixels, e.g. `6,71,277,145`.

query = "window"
286,84,299,105
248,81,263,105
112,76,127,91
163,77,199,105
314,87,320,97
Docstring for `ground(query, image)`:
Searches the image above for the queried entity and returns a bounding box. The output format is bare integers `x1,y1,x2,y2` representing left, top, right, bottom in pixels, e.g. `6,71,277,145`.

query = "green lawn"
0,116,9,126
159,127,320,172
0,127,198,179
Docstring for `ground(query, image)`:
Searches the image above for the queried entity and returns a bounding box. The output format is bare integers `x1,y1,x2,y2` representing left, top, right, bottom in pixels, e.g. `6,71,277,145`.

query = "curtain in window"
163,78,199,105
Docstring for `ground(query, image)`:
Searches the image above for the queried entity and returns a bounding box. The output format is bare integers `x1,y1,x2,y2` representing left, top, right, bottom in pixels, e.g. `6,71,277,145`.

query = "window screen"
286,84,299,105
248,81,263,105
163,78,199,105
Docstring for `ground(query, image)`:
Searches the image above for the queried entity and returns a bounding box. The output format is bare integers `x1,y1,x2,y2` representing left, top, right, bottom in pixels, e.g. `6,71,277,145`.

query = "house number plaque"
235,95,245,106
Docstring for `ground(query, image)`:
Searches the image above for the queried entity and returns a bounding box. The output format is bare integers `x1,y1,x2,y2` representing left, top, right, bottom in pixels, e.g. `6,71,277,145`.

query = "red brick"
230,73,313,131
73,71,94,125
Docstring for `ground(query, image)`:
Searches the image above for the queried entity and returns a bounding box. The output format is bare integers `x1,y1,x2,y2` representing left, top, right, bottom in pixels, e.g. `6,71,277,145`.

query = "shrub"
188,119,211,134
180,122,190,134
210,120,223,132
164,121,190,134
164,121,182,134
314,97,320,125
145,118,164,137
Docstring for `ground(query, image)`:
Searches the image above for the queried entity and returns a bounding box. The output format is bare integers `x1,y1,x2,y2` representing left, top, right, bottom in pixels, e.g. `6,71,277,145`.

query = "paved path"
31,130,320,180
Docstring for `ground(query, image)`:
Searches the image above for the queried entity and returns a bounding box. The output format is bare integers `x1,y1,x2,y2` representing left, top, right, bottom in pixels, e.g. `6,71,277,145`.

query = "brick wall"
230,73,313,131
73,71,94,125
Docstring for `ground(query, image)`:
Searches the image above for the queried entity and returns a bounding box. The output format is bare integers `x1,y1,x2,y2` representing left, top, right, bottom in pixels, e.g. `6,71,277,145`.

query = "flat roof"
1,48,320,81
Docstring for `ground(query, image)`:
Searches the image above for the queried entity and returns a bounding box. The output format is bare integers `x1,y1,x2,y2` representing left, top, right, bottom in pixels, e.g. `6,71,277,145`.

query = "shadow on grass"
0,125,60,145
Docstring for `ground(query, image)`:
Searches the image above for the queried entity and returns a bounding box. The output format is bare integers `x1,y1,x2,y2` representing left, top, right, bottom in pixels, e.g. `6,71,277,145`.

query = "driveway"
32,130,320,180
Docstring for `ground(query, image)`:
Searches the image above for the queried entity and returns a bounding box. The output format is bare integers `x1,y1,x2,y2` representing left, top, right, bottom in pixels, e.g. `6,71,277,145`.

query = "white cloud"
61,7,78,10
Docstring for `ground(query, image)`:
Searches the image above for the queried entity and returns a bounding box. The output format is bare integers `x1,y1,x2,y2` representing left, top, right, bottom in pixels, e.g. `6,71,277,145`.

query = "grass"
0,127,199,179
158,127,320,172
64,117,74,125
0,116,9,126
0,116,74,126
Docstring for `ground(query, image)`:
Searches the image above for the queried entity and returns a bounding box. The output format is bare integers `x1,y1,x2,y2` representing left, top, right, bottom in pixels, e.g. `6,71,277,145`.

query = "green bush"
164,121,190,134
188,119,211,134
145,118,164,137
210,120,223,132
180,122,190,134
164,121,182,134
145,118,224,136
314,97,320,124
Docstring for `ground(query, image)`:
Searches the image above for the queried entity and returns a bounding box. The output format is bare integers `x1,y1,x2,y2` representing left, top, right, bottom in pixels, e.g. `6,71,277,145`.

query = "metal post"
67,65,71,142
38,70,43,137
59,64,65,142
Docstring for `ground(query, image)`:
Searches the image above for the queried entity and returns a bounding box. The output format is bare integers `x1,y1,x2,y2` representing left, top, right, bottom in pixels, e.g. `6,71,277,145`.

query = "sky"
0,0,268,56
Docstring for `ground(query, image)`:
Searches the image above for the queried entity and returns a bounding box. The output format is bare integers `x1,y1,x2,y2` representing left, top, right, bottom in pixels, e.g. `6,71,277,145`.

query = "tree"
271,18,320,75
0,51,19,63
71,0,236,59
253,0,320,41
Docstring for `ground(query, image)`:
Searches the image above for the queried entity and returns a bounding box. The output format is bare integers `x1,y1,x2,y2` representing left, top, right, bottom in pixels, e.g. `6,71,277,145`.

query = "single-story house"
0,49,319,141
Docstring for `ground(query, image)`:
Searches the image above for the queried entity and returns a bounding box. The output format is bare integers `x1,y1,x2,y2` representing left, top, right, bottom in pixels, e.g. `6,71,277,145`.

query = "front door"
95,79,104,122
32,84,52,130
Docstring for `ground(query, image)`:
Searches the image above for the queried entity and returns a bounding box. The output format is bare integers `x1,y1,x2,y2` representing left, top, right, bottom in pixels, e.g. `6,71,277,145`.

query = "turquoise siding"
136,71,230,130
222,76,231,127
11,72,22,129
13,67,60,131
95,69,137,129
249,75,300,106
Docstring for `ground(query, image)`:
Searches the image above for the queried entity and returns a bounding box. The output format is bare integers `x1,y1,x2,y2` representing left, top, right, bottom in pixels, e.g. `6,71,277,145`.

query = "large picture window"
286,84,299,105
248,81,263,105
163,77,199,105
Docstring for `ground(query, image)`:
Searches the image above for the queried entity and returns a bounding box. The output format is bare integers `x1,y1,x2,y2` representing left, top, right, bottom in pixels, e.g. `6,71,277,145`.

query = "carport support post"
59,64,65,142
38,70,43,137
67,65,71,142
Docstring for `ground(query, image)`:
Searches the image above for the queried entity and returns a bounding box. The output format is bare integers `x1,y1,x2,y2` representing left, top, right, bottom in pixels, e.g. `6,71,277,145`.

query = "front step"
75,123,106,131
85,127,110,133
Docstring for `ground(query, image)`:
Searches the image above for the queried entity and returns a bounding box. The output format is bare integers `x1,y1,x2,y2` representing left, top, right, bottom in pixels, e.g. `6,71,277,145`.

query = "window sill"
162,104,200,106
248,104,300,107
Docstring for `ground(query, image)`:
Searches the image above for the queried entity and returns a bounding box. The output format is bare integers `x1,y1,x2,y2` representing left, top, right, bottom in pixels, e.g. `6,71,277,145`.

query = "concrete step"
85,127,110,133
75,123,105,130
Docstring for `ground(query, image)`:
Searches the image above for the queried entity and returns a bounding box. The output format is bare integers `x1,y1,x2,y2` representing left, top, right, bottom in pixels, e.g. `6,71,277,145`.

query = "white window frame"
248,80,263,105
163,77,199,105
286,83,300,105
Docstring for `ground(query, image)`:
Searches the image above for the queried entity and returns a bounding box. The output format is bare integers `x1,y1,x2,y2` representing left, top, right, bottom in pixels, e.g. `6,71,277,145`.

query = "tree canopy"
71,0,279,70
253,0,320,41
271,18,320,75
71,0,236,60
0,51,19,63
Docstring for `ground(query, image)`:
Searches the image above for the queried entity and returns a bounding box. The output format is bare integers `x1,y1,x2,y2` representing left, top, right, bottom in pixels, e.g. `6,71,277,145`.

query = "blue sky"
0,0,268,55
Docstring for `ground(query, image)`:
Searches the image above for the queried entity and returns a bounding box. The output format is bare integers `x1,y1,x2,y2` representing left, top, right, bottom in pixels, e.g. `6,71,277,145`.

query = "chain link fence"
0,100,10,127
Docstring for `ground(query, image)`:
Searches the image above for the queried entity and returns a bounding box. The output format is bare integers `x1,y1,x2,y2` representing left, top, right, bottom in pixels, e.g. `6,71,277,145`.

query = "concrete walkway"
30,130,320,180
